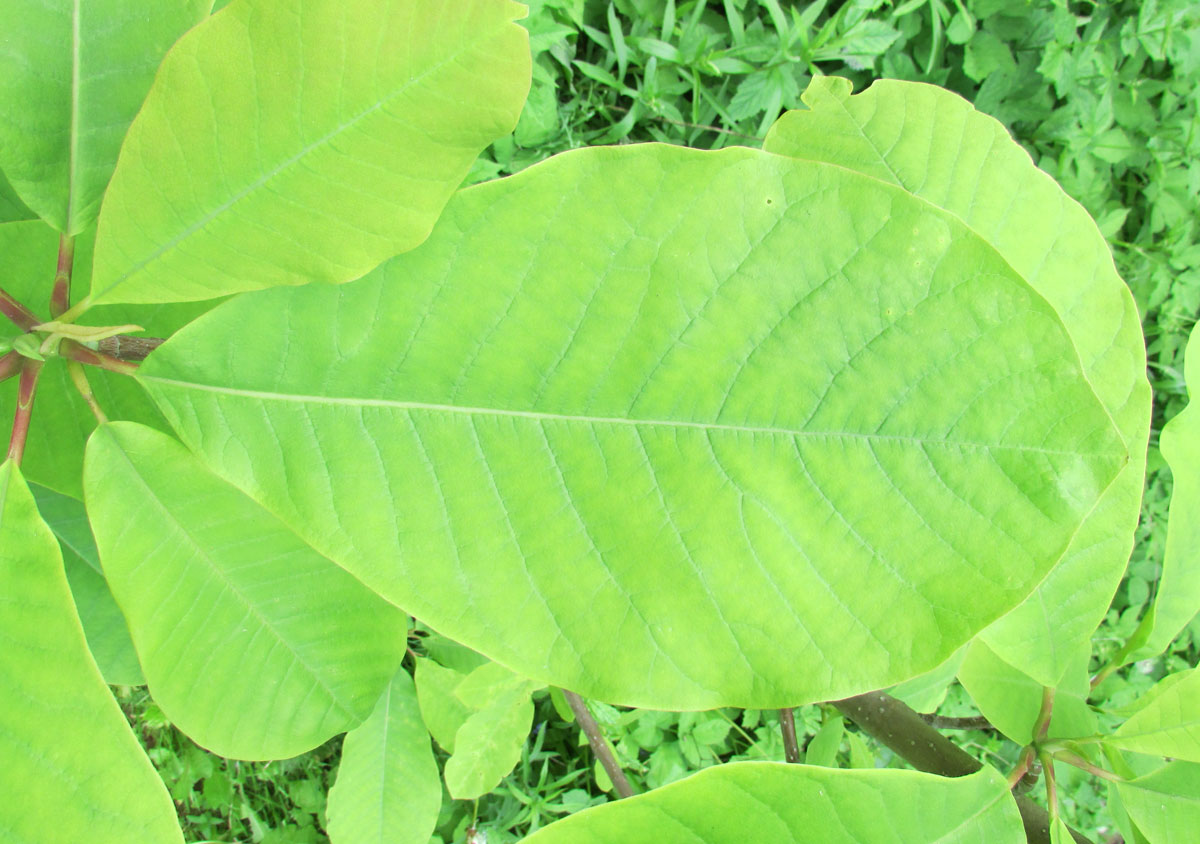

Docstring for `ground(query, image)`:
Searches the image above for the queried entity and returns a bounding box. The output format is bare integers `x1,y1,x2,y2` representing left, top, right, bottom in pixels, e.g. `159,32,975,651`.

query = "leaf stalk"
562,690,635,799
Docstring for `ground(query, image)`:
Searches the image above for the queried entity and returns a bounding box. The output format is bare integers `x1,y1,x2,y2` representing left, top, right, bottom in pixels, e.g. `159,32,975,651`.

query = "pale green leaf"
86,0,531,306
414,657,472,753
764,76,1150,686
1116,761,1200,844
1109,667,1200,763
1049,816,1074,844
805,713,843,767
30,481,142,685
326,669,441,844
521,764,1024,843
1125,323,1200,662
0,169,35,223
0,461,181,844
83,422,409,759
443,683,535,799
0,0,208,234
956,639,1095,745
139,143,1126,710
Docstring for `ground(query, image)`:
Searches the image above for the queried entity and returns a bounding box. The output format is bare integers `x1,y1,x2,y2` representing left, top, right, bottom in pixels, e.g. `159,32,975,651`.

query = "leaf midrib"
139,374,1119,460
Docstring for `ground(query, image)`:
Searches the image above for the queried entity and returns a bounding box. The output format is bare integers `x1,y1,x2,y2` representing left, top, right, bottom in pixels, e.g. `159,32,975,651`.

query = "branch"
562,690,635,799
919,714,994,731
832,691,1093,844
779,707,802,763
59,339,140,375
97,334,164,362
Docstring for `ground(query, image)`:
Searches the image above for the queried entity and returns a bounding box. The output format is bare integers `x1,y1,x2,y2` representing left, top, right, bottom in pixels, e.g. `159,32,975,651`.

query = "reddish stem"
59,338,140,375
0,351,20,383
8,359,43,463
0,286,40,331
50,234,75,318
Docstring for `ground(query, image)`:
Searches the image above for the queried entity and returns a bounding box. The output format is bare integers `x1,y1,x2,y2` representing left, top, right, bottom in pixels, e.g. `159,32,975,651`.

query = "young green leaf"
87,0,531,306
1122,322,1200,663
956,639,1095,745
443,681,536,799
0,461,182,843
139,143,1126,710
30,481,143,685
0,0,208,234
764,76,1151,687
520,764,1024,843
414,657,473,753
1115,761,1200,843
1108,667,1200,763
326,669,441,844
83,422,409,759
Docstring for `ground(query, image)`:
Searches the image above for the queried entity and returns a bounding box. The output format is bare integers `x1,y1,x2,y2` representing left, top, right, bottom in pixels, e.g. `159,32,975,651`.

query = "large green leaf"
85,0,530,306
83,422,409,759
139,144,1126,709
764,76,1151,686
30,481,143,685
1123,323,1200,663
1116,762,1200,844
521,764,1024,843
1108,667,1200,763
326,668,441,844
0,0,208,234
0,461,181,844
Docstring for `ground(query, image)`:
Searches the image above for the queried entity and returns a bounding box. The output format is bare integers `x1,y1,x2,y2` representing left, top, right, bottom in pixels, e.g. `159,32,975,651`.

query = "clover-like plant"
2,1,1198,843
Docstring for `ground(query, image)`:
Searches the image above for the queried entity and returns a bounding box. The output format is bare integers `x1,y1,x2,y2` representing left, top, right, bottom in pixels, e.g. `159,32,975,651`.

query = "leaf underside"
141,143,1126,710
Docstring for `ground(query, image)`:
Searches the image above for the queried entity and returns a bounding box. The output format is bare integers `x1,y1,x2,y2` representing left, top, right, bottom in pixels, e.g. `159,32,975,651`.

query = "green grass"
119,1,1200,841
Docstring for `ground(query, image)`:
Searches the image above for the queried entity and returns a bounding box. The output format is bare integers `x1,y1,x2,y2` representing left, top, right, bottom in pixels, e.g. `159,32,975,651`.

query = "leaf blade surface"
140,144,1126,709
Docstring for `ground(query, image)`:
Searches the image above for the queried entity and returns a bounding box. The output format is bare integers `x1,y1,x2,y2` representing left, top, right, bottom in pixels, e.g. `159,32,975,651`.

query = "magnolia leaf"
0,0,209,234
0,170,35,223
326,669,441,844
414,657,473,753
83,422,409,759
86,0,530,306
1123,323,1200,663
956,639,1095,745
140,144,1126,710
30,481,142,685
805,713,844,767
1108,667,1200,763
521,764,1024,843
764,76,1150,686
0,461,181,844
443,681,536,799
1116,761,1200,843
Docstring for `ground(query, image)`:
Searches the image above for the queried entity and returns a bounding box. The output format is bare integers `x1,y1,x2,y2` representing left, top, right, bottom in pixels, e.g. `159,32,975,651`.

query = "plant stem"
66,360,107,423
1052,751,1123,784
50,234,74,318
832,691,1093,844
7,359,43,464
59,339,140,375
1034,687,1056,742
0,351,20,384
779,707,802,763
0,286,40,331
562,690,635,799
97,334,164,362
920,714,994,731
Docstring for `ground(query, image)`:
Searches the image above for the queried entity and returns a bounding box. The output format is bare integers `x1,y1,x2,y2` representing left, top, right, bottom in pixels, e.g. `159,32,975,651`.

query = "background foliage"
84,0,1200,840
